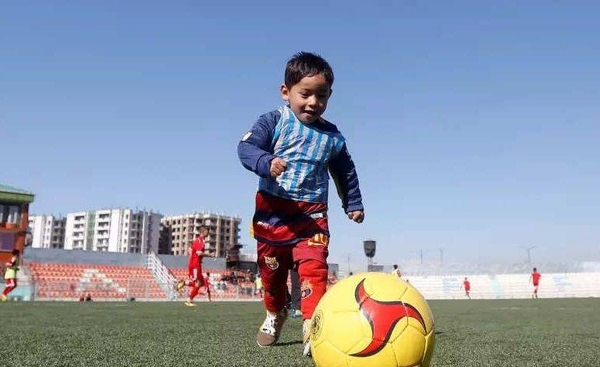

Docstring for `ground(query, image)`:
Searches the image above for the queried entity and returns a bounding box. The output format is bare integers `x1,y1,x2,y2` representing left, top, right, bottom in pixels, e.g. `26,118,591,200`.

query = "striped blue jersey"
238,106,363,213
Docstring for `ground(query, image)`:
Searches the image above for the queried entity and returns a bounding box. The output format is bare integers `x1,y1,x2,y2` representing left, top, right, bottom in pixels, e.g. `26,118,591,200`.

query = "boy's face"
281,74,332,123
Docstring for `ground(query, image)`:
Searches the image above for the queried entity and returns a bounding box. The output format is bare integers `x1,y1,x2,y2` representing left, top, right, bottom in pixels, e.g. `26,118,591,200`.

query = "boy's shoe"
257,308,288,347
0,295,7,302
176,279,185,291
302,319,312,357
184,301,196,307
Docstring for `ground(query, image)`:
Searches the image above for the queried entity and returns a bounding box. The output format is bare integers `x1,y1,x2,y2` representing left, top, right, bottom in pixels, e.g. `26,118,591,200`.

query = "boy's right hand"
270,157,287,177
347,210,365,223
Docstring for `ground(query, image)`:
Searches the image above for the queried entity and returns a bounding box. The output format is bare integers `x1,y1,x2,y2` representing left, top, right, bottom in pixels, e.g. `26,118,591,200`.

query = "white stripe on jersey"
259,106,345,203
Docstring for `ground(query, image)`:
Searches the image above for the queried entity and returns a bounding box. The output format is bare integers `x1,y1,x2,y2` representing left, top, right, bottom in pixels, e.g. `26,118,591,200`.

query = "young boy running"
238,51,365,355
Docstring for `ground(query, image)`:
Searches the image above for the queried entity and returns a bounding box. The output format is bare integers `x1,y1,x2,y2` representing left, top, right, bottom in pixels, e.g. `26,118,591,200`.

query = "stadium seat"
28,262,168,301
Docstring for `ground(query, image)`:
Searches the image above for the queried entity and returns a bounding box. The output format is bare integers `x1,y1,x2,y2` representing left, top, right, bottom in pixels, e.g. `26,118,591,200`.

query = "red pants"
2,278,17,296
257,238,328,320
188,267,205,286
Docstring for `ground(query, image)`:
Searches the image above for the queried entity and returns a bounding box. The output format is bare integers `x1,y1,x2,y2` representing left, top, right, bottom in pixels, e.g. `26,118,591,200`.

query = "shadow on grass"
276,340,304,347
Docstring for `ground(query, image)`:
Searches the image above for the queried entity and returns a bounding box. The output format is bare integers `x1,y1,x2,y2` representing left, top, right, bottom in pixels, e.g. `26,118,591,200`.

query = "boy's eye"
300,93,309,98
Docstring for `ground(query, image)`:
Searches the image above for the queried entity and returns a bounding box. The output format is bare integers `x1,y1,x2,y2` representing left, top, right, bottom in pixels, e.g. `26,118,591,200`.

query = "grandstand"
15,248,257,302
28,263,166,300
7,248,599,301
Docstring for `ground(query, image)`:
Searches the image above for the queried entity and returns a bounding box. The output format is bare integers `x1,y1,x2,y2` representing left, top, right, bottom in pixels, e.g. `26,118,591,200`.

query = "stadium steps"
146,251,179,301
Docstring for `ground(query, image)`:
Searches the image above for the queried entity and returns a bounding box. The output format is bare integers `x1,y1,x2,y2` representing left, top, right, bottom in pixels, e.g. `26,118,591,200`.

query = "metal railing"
146,251,178,300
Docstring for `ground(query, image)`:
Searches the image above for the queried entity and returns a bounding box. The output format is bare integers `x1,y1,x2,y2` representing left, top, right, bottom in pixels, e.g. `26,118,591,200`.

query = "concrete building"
160,213,241,257
62,209,162,254
28,215,66,249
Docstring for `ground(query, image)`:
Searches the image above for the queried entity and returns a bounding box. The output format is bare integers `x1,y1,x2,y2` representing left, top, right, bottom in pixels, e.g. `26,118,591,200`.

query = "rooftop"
0,184,35,203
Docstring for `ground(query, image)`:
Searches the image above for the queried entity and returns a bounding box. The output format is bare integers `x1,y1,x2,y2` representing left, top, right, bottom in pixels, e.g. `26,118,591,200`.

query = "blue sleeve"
237,110,280,178
329,143,364,213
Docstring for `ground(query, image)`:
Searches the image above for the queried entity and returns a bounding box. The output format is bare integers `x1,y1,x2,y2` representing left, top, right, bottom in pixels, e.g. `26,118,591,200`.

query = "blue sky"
2,1,599,270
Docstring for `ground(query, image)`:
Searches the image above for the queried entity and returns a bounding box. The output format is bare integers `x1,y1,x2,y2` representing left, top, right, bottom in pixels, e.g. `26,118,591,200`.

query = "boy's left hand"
347,211,364,223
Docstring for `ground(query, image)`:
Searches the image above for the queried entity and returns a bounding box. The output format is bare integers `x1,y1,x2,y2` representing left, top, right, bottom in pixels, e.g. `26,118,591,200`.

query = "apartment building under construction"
159,212,241,258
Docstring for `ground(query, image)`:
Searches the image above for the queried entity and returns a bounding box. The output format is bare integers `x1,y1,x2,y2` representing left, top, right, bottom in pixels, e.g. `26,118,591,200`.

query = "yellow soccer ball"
310,272,435,367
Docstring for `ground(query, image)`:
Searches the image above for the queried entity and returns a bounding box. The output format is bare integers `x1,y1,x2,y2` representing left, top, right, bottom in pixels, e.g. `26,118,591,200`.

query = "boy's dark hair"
285,52,334,88
12,249,20,256
199,225,209,231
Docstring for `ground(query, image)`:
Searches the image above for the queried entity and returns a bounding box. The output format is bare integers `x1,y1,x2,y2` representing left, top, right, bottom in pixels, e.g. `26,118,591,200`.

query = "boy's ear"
280,83,290,101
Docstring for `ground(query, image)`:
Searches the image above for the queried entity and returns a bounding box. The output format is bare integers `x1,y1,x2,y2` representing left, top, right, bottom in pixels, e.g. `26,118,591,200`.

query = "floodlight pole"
520,245,537,264
347,253,352,275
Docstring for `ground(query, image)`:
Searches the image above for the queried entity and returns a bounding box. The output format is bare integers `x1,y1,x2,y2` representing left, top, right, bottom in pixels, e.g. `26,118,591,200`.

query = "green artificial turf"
1,298,598,367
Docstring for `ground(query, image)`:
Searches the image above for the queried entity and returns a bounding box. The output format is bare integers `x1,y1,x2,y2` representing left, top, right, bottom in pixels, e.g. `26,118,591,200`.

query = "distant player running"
254,274,264,298
176,226,214,306
390,264,402,279
463,277,471,299
202,272,212,302
1,249,20,302
529,267,541,299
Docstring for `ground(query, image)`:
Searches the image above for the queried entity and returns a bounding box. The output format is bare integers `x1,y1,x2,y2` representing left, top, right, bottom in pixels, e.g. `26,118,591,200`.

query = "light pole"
412,250,424,264
347,253,352,276
520,245,537,264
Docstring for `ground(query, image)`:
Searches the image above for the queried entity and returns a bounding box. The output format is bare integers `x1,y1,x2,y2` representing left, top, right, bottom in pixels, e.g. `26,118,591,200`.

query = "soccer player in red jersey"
463,277,471,299
529,267,541,299
202,272,212,302
176,226,214,306
1,249,20,302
